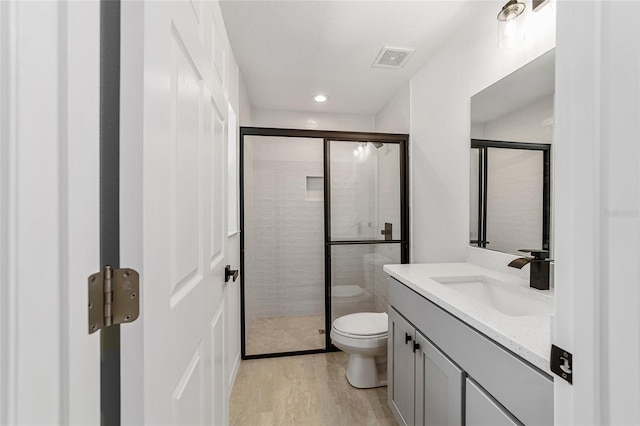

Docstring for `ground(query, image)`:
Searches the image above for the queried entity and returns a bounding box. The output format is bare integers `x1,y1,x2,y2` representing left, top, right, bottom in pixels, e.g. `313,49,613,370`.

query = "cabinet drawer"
389,278,553,425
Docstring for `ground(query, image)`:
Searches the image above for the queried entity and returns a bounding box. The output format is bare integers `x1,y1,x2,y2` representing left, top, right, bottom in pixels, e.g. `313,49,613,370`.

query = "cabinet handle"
405,333,412,344
413,342,420,353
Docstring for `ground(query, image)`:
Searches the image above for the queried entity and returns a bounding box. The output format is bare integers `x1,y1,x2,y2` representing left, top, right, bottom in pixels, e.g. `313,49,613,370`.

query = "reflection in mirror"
470,49,554,256
471,141,550,256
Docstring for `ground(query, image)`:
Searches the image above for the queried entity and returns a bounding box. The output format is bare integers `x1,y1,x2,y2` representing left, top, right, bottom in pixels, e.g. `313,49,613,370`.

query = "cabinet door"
415,331,464,426
466,378,522,426
388,308,416,426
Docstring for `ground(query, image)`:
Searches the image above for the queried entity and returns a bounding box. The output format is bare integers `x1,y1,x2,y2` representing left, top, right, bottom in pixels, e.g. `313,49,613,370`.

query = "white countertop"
383,262,554,374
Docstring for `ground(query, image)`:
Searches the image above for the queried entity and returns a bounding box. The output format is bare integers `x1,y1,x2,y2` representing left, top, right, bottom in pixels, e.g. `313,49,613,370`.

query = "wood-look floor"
229,352,398,426
246,315,325,356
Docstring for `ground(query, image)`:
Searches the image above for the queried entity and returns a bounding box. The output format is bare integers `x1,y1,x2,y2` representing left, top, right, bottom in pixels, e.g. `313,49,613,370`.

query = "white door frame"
555,1,640,424
0,1,101,424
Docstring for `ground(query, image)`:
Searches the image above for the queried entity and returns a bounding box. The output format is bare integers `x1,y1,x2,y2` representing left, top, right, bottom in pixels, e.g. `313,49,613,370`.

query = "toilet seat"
332,312,388,337
331,328,387,340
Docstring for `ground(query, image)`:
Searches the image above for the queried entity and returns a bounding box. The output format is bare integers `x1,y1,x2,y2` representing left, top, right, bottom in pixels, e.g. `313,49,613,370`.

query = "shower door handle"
380,222,392,241
225,265,239,282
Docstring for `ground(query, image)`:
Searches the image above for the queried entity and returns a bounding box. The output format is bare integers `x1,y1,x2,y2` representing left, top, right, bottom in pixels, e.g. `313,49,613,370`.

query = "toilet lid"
332,312,388,337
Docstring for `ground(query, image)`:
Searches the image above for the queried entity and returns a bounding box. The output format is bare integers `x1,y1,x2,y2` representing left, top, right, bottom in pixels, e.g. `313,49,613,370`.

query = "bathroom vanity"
384,263,554,426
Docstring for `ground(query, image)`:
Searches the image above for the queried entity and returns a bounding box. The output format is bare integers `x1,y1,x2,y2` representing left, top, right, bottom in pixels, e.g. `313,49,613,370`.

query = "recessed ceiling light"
313,94,328,103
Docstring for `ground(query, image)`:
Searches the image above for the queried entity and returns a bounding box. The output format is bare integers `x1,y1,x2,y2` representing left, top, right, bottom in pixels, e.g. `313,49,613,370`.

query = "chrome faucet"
508,249,552,290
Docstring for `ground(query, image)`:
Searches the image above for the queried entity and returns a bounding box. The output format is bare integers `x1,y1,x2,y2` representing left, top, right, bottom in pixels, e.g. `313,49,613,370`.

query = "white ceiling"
220,1,489,115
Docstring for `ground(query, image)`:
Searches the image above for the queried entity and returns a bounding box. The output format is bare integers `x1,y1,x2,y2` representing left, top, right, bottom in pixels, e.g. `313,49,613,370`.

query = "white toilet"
330,312,388,389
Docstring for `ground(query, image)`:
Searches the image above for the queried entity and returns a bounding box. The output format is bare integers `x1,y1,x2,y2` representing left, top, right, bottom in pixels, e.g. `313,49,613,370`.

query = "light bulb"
499,14,525,48
497,0,526,48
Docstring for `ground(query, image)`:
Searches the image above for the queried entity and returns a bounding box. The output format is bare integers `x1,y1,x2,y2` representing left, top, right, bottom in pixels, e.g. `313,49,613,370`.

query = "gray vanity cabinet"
388,308,416,426
388,308,464,426
414,331,464,426
388,277,553,426
466,379,521,426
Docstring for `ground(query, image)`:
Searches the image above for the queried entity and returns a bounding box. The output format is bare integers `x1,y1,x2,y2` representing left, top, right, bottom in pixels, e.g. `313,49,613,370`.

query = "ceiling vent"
372,47,415,69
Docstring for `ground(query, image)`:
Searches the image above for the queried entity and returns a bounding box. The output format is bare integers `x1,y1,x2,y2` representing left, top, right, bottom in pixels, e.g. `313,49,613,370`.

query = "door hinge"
88,266,140,334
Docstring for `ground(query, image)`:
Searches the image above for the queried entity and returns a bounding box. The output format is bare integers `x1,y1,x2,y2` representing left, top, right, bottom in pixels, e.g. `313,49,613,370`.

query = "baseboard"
228,352,241,394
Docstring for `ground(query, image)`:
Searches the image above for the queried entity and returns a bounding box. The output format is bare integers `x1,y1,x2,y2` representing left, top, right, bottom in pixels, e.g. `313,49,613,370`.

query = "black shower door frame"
239,127,409,360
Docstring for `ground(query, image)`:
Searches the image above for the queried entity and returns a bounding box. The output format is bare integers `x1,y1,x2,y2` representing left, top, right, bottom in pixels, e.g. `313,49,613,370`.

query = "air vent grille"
372,47,414,69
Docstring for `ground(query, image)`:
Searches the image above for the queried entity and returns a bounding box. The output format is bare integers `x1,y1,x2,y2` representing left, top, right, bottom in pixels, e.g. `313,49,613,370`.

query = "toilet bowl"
330,312,388,389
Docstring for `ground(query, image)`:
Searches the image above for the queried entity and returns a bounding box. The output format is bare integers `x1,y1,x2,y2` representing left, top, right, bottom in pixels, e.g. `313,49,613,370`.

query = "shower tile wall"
376,144,401,240
330,142,377,240
245,137,324,320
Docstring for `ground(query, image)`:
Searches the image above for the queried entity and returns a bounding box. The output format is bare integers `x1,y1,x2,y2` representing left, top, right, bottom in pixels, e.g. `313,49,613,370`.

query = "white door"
0,1,101,424
120,1,232,424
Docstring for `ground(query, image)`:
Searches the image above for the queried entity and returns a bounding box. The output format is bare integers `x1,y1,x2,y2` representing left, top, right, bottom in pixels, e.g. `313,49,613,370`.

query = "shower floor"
246,315,326,356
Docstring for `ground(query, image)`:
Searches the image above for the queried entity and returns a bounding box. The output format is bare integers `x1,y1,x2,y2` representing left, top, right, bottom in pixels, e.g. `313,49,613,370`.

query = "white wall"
238,75,252,127
409,0,555,263
375,82,410,134
249,107,375,132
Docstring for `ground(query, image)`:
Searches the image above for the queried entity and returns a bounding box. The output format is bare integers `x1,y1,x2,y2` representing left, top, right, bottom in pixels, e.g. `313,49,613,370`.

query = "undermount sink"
432,275,554,317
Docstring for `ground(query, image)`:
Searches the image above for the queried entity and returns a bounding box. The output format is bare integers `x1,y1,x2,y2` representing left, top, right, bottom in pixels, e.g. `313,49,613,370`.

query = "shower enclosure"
240,128,408,359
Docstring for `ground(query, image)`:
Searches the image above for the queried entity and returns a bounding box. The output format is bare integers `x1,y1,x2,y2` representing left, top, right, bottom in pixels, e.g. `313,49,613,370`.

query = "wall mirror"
469,49,554,256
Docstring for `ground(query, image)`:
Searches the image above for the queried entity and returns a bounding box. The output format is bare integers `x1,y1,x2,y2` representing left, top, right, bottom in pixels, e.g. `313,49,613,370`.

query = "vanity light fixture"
313,94,329,103
497,0,526,48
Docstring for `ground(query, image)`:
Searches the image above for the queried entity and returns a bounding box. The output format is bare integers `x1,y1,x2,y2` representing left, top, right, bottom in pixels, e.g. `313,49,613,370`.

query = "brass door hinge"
88,266,139,334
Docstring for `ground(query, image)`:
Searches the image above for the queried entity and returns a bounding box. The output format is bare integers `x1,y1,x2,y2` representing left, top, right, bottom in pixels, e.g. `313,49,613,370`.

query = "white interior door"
0,1,101,424
120,1,231,424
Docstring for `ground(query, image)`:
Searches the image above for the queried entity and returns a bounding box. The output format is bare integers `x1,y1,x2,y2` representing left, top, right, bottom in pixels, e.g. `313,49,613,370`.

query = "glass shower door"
243,135,325,356
240,130,409,359
327,140,406,325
